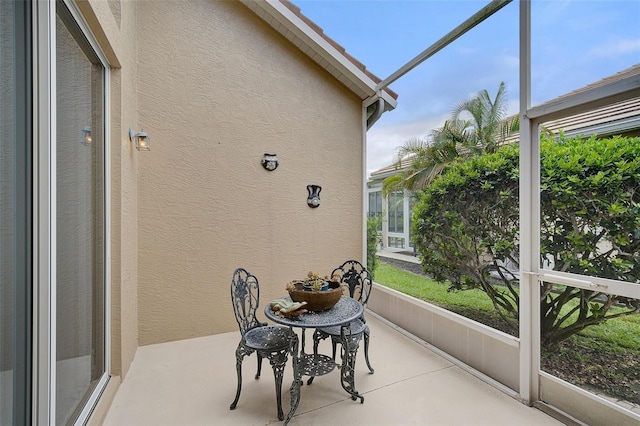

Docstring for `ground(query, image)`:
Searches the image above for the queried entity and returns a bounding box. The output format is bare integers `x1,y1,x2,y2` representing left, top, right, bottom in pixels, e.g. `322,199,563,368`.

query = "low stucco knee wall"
368,284,640,424
539,373,640,425
368,283,520,392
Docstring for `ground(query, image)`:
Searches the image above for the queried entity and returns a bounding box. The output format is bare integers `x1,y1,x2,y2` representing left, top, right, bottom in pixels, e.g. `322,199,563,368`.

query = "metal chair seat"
316,317,367,337
244,326,294,351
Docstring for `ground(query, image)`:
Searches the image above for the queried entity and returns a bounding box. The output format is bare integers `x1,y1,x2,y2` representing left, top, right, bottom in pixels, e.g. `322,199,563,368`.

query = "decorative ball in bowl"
287,281,342,312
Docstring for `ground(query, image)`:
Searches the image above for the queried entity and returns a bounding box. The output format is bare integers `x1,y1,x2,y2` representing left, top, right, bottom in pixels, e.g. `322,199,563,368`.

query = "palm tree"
451,81,518,155
381,129,460,195
382,82,518,195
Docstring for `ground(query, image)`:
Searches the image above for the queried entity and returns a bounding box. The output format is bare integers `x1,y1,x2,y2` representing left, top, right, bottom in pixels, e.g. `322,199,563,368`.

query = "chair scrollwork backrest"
331,260,372,306
230,268,261,336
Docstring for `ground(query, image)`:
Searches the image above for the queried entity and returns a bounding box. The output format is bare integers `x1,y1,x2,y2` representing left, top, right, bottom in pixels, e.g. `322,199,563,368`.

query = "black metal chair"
311,260,374,375
229,268,296,420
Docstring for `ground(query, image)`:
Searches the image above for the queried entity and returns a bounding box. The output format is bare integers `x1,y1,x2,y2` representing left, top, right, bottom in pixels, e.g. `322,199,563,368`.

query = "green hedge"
413,134,640,349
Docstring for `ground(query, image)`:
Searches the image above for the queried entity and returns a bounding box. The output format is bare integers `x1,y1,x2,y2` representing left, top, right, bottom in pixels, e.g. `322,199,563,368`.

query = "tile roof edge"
246,0,398,101
280,0,398,99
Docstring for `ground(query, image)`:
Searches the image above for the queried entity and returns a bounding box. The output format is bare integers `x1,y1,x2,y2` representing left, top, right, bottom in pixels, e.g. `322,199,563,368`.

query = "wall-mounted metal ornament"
261,153,279,171
307,184,321,208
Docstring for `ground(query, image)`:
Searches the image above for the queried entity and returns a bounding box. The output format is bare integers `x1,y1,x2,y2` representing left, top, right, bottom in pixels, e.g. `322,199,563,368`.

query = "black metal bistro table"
264,296,364,425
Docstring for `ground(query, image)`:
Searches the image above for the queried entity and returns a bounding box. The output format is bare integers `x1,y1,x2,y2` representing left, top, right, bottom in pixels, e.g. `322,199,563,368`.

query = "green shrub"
367,216,382,278
413,134,640,349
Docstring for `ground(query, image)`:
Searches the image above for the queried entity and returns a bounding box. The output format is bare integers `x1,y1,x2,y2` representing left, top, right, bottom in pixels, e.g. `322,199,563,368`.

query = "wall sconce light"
81,126,92,145
129,128,150,151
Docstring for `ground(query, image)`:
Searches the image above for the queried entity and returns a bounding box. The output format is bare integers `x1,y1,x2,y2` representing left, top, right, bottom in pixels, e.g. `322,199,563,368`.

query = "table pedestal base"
284,326,364,425
264,297,366,425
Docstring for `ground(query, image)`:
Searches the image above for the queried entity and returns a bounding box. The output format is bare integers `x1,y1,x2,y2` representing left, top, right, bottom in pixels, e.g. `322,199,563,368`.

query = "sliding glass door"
2,1,109,424
55,2,106,424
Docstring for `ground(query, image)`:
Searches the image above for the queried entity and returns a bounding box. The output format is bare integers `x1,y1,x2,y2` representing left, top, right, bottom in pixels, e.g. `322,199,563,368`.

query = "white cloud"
587,37,640,60
500,53,520,70
365,113,448,177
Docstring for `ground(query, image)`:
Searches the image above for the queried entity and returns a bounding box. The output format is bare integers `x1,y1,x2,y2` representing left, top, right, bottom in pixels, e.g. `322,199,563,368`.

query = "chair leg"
267,349,289,421
339,327,364,403
230,344,249,410
364,329,374,374
331,338,338,361
255,353,263,379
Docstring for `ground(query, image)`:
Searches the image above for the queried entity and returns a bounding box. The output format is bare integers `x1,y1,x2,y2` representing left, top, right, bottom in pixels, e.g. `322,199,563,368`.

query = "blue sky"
291,0,640,176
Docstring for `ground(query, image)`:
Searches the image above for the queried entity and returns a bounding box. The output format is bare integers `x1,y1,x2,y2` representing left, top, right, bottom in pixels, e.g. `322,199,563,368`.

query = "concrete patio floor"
102,312,564,426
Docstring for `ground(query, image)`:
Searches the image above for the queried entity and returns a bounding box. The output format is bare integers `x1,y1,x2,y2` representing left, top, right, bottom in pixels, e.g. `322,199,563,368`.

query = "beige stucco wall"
80,0,140,380
136,0,365,345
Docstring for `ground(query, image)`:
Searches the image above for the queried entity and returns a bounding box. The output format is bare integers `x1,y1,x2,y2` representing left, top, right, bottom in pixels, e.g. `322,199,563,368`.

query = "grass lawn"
374,260,640,404
375,262,495,311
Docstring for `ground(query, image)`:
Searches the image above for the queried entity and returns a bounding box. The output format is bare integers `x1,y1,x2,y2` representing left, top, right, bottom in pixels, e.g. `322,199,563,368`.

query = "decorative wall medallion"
261,153,279,171
307,184,321,208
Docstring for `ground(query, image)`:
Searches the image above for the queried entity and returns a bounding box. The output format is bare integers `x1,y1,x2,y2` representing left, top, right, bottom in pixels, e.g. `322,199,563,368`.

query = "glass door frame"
32,0,111,423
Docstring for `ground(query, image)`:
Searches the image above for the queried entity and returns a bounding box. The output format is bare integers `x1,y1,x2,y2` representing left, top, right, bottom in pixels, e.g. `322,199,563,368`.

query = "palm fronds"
382,82,519,194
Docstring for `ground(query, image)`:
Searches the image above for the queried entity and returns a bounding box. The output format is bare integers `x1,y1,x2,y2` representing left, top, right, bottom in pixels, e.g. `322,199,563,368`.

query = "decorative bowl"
288,281,342,311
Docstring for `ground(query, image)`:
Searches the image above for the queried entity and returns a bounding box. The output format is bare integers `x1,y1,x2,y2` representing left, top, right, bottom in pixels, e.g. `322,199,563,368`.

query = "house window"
368,190,383,231
368,190,382,217
388,191,404,233
388,236,405,248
